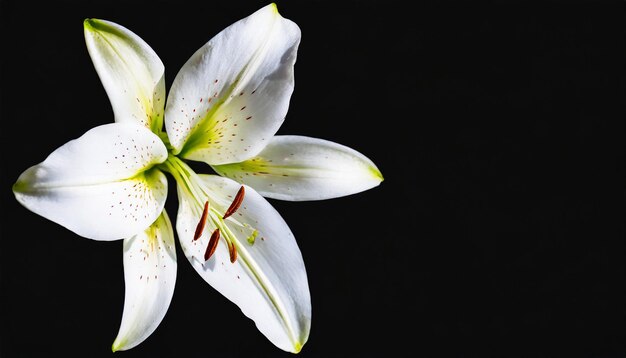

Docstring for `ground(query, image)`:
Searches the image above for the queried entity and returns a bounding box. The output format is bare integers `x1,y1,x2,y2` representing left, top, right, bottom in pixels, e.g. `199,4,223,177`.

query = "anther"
193,201,209,241
223,186,245,219
204,229,220,261
228,241,238,263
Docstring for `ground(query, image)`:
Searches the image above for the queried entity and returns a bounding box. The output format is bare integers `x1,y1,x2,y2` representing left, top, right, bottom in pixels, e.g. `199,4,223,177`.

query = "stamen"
223,186,245,219
204,229,220,261
193,201,209,241
228,241,238,263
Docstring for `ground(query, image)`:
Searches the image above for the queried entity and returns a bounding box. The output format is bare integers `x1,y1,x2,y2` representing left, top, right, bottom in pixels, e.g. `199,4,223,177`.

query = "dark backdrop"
1,1,623,357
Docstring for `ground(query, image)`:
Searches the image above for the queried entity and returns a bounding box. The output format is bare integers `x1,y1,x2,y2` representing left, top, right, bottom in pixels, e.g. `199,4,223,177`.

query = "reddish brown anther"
193,201,209,241
228,241,238,263
223,186,245,219
204,229,220,261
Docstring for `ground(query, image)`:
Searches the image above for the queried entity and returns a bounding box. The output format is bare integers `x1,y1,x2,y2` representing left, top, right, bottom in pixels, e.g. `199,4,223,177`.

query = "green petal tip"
370,166,384,182
111,338,124,352
83,18,110,33
83,18,95,29
270,3,279,15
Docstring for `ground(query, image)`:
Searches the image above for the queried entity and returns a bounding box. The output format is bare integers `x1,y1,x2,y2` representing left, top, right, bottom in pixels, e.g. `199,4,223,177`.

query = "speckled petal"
113,211,176,352
176,175,310,353
164,4,300,164
213,135,383,201
13,123,168,241
85,19,165,132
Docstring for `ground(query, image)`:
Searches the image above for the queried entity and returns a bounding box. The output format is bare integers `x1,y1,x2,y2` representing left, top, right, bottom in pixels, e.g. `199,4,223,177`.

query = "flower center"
159,155,258,264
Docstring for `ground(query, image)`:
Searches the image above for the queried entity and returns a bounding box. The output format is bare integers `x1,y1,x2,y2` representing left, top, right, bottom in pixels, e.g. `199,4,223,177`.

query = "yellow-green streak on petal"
13,164,164,195
215,157,381,182
213,157,271,177
176,80,238,157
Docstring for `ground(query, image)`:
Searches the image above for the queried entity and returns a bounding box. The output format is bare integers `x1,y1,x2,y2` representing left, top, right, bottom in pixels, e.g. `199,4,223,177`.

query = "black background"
0,1,623,357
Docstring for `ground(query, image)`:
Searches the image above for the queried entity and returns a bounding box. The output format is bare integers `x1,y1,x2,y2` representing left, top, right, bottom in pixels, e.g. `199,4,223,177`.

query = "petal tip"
270,3,279,15
83,18,115,36
12,171,34,196
12,180,25,194
111,339,123,352
83,18,107,35
370,165,384,183
83,18,98,31
111,335,132,352
292,341,303,354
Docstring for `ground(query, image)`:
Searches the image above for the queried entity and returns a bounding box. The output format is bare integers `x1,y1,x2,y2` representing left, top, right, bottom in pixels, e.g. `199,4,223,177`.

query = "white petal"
213,135,384,201
176,175,310,352
13,123,168,240
165,4,300,164
113,211,177,352
84,19,165,131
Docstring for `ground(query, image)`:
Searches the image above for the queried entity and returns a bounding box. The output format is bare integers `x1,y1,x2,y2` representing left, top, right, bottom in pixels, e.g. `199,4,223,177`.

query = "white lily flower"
13,3,382,354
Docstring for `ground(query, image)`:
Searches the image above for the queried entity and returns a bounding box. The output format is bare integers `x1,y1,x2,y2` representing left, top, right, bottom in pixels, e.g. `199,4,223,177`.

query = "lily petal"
213,135,384,201
13,123,168,240
176,175,310,352
165,4,301,164
84,19,165,132
113,211,177,352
